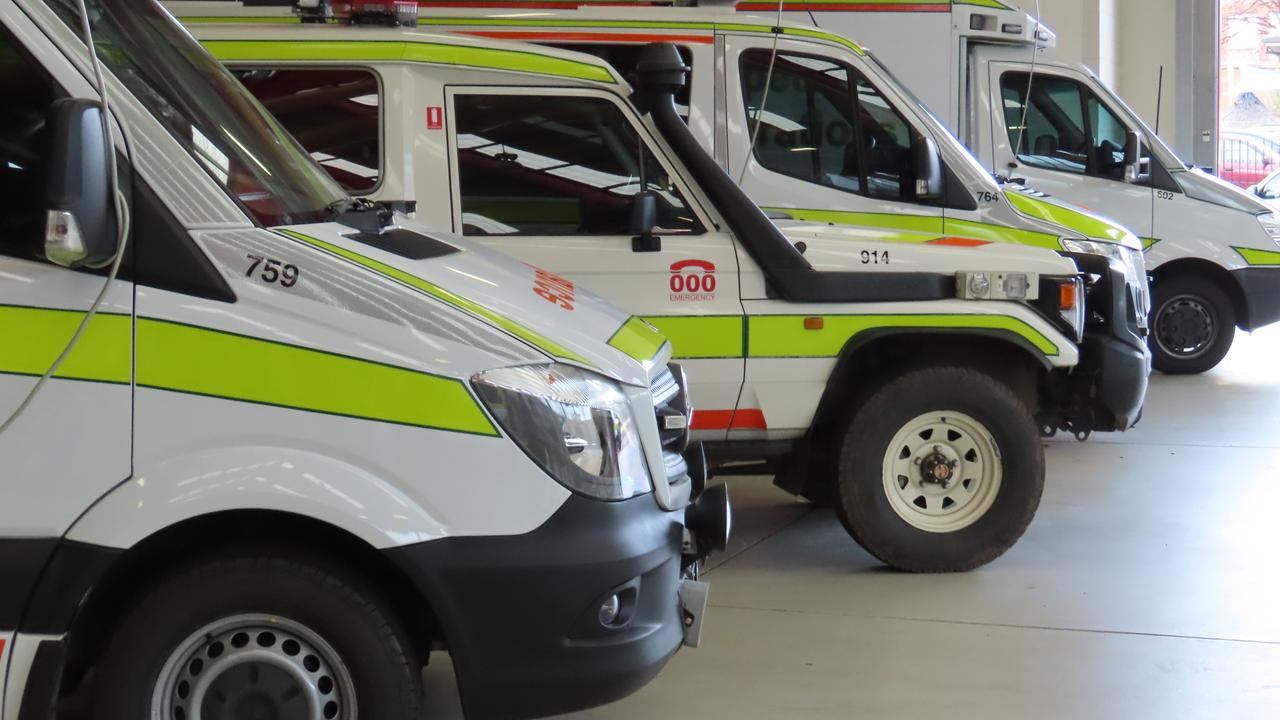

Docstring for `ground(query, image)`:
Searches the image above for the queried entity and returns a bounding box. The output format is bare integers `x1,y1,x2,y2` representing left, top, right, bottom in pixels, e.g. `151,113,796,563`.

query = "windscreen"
46,0,348,225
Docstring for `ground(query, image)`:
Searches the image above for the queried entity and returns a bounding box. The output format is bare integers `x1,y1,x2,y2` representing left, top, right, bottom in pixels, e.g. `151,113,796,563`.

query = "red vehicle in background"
295,0,417,25
1219,131,1280,188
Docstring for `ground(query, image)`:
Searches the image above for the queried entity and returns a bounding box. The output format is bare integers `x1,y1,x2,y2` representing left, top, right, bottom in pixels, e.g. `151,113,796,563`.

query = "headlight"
1060,238,1150,319
472,364,652,501
1258,212,1280,245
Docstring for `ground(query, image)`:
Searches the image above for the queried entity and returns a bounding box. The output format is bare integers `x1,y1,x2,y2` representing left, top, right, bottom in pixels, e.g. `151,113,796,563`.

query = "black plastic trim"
121,179,236,303
1231,266,1280,331
384,493,685,719
342,227,459,260
0,538,58,629
18,540,121,635
17,639,66,720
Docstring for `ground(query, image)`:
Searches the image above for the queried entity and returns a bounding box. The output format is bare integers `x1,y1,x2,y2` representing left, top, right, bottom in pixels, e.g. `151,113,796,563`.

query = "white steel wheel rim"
151,613,357,720
881,411,1003,534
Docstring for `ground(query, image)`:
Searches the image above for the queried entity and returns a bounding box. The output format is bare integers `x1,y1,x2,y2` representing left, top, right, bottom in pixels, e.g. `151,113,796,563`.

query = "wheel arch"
1149,257,1248,328
38,510,440,703
775,328,1051,500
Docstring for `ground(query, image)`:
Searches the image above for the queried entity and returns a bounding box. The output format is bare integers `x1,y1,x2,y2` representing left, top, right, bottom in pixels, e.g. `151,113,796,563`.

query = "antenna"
1154,65,1164,136
1009,0,1042,178
737,0,786,184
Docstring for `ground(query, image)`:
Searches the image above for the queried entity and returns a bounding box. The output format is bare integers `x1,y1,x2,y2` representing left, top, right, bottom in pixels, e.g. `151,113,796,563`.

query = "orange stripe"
691,408,768,430
928,236,992,247
457,30,714,44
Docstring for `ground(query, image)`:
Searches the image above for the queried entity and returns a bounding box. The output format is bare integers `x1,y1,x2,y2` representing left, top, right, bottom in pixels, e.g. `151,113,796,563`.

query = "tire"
1150,274,1236,375
834,367,1044,573
90,548,423,720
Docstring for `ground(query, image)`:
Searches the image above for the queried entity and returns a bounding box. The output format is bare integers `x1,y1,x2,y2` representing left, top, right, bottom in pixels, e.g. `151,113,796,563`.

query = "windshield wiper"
327,197,393,232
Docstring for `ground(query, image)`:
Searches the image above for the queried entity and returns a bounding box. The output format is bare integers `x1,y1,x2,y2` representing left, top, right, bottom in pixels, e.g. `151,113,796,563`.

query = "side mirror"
913,136,944,201
1123,129,1150,184
44,98,118,269
630,191,660,252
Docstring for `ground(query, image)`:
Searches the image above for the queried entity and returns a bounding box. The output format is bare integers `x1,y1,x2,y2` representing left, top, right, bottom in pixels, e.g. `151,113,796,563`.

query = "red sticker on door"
670,259,716,302
426,106,443,130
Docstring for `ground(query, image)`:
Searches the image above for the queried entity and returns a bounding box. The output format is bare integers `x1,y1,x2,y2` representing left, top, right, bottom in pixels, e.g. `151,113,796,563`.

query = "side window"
1001,72,1143,181
0,29,59,260
232,68,381,192
740,50,922,201
550,43,694,120
453,94,704,237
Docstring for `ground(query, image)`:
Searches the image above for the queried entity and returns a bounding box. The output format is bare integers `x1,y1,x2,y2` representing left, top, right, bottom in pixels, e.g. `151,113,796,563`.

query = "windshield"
1080,68,1185,171
864,51,999,185
47,0,347,225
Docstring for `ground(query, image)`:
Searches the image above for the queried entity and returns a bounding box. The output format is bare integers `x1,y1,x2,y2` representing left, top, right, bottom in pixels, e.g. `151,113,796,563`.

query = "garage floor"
425,327,1280,719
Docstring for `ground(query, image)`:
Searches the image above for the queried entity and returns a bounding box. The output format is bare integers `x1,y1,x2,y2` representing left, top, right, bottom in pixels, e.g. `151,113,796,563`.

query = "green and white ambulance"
0,1,726,717
176,9,1152,572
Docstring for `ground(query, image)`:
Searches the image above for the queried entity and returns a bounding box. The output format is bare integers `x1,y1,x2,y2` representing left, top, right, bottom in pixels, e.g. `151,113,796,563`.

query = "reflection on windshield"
47,0,347,226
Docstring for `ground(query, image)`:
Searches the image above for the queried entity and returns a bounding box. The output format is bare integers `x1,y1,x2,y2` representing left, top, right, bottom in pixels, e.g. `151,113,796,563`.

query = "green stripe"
0,305,131,383
769,207,1062,249
1233,246,1280,266
1142,237,1161,251
642,316,744,359
748,314,1058,358
1003,190,1129,244
200,39,616,84
608,316,669,363
278,229,591,365
137,319,498,435
0,305,498,435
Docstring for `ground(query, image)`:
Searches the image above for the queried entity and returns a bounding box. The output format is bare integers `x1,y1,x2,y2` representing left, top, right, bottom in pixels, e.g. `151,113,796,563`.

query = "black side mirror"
44,98,118,268
913,136,944,201
1123,129,1150,184
631,191,660,252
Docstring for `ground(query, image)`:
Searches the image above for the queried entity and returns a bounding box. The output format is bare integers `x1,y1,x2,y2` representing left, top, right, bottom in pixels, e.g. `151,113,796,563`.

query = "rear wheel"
834,367,1044,573
90,549,423,720
1150,274,1235,374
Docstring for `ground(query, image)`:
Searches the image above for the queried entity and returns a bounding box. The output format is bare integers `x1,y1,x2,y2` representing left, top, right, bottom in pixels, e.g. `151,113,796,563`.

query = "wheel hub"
1156,295,1214,358
881,412,1003,534
152,614,356,720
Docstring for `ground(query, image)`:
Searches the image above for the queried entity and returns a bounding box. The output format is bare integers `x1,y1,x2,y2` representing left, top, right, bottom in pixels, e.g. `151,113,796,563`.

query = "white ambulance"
0,1,726,718
176,9,1152,573
756,0,1280,375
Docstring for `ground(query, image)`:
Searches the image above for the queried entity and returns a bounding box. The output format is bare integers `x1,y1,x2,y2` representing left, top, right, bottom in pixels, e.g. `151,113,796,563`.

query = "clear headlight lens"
1060,238,1150,320
472,364,652,501
1258,212,1280,245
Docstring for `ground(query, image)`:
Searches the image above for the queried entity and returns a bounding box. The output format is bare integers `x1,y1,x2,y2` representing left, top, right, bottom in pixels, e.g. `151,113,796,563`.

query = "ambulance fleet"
0,0,1255,717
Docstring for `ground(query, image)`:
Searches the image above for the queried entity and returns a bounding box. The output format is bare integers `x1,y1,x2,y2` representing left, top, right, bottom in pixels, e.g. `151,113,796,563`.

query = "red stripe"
928,236,991,247
691,409,768,431
0,638,6,661
457,30,714,44
417,1,644,7
735,2,949,10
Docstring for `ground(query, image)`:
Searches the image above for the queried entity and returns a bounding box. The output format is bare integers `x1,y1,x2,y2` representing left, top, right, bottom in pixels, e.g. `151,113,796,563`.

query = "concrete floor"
426,326,1280,719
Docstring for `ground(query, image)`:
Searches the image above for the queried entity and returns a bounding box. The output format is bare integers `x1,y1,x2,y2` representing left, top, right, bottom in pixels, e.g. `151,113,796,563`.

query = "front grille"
650,363,692,486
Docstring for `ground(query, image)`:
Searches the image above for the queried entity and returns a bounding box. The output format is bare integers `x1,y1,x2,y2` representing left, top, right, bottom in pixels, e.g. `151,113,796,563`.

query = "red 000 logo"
670,259,716,301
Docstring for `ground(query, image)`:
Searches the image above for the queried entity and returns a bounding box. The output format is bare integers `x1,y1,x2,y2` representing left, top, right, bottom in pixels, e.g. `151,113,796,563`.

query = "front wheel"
1150,274,1235,374
90,549,423,720
834,367,1045,573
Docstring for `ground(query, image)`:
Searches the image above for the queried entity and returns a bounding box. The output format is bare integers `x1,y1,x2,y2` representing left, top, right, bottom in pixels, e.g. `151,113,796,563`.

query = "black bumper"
385,494,688,719
1233,266,1280,331
1047,256,1151,435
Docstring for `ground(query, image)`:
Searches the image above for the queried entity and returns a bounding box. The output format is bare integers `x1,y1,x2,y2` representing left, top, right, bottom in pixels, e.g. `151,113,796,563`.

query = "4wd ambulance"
756,0,1280,375
176,9,1151,572
0,1,726,718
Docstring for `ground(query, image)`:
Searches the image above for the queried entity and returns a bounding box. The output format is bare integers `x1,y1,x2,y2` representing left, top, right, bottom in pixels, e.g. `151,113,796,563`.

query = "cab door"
721,35,946,243
0,15,133,541
444,86,745,439
983,58,1155,240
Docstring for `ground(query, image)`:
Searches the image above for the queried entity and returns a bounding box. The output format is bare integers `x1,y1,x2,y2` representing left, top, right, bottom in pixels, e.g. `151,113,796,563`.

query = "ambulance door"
0,7,133,571
445,86,745,439
722,35,946,243
984,58,1156,240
